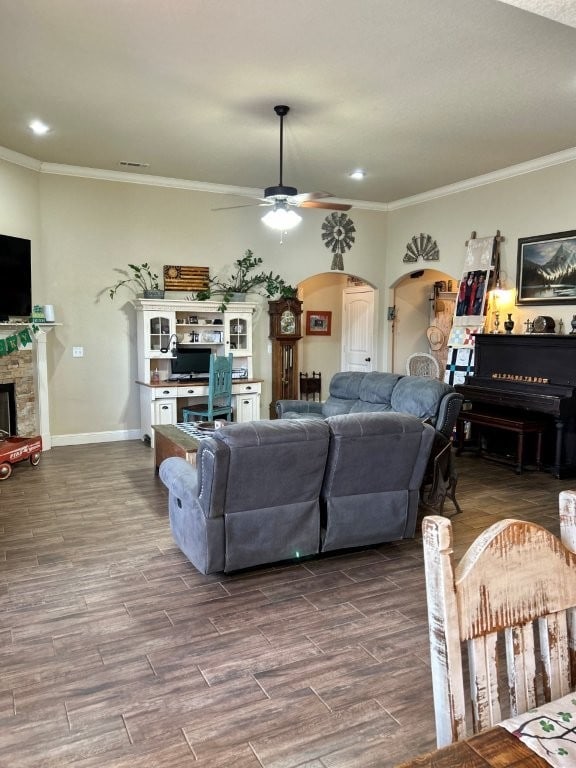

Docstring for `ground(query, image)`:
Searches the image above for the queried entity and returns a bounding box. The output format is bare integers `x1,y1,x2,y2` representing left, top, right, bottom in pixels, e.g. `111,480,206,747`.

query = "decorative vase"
504,313,514,334
571,315,576,335
230,292,247,303
143,289,165,299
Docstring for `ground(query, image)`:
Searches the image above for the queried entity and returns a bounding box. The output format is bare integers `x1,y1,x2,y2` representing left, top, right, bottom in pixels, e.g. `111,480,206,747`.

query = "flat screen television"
0,234,32,320
170,346,212,377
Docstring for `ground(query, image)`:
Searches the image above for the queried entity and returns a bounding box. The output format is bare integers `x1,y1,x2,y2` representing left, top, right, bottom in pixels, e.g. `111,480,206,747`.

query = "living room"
2,1,576,765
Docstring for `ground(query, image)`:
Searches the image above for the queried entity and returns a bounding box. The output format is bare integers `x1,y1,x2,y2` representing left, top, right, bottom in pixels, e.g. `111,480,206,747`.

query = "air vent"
119,161,150,169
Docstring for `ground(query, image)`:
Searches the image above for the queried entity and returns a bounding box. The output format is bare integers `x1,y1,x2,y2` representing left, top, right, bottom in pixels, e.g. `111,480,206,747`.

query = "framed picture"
516,230,576,305
306,311,332,336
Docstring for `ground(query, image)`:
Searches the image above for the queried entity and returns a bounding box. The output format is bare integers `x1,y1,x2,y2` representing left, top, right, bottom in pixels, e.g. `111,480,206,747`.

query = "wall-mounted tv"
170,346,212,378
0,234,32,320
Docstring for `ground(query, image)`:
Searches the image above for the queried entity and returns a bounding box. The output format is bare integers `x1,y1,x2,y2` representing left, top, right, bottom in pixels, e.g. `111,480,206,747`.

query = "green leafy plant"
196,249,296,310
108,263,161,299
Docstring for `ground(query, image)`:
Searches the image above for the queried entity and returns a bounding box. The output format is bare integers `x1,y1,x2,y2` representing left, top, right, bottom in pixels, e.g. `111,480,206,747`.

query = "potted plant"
196,249,296,311
108,263,164,300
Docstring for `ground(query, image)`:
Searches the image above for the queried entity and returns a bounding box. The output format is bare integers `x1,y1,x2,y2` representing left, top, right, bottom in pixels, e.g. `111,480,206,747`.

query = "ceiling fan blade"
298,200,352,211
212,201,272,211
289,191,334,204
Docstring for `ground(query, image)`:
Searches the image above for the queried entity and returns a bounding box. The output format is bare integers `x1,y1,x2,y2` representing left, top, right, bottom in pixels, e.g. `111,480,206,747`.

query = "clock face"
533,315,555,333
280,310,296,334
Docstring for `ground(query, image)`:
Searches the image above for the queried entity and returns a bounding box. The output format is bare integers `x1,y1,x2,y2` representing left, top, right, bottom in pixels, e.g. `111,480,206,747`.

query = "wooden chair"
300,371,322,401
422,490,576,747
182,354,233,422
406,352,440,379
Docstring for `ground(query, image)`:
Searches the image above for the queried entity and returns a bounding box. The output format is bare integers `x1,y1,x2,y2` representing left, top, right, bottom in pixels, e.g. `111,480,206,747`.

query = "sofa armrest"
275,399,324,418
435,392,464,439
159,457,199,508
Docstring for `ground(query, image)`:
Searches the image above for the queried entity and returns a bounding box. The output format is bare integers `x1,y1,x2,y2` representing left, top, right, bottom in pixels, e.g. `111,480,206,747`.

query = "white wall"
3,152,576,443
385,161,576,369
32,171,386,439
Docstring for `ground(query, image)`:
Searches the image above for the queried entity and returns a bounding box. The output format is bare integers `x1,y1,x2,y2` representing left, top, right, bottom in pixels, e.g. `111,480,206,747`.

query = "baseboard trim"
51,429,141,447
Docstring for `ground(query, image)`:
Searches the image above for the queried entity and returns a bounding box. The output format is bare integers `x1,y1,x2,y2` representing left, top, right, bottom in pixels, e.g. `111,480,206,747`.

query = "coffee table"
152,424,202,471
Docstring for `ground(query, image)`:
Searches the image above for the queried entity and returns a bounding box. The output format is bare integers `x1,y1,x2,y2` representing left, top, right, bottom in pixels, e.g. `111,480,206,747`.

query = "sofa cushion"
390,375,455,423
349,371,401,412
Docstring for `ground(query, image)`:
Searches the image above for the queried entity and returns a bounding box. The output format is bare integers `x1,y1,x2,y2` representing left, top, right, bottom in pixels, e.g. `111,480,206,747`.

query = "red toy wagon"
0,431,42,480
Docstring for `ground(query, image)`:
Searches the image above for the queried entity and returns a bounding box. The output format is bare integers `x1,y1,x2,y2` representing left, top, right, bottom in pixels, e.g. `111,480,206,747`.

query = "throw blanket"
501,692,576,766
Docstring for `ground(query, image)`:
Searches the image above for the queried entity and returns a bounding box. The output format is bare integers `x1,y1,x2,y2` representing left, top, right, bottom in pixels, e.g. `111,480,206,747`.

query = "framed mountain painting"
516,230,576,305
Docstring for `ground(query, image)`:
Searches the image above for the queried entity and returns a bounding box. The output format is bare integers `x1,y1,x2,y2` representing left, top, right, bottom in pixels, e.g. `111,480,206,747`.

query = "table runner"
501,692,576,766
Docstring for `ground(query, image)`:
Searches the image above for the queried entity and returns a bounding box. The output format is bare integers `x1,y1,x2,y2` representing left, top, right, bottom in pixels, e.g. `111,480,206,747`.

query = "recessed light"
349,169,366,180
29,120,50,136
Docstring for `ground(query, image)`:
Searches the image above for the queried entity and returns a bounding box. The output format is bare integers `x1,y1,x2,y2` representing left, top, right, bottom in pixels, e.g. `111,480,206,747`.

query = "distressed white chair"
422,490,576,747
406,352,440,379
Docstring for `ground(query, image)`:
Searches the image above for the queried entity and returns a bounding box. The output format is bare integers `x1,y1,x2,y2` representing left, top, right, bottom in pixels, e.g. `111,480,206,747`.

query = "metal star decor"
321,212,356,270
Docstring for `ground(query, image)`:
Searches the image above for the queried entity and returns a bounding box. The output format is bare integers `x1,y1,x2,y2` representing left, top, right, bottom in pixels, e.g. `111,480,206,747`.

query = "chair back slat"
539,611,570,702
423,492,576,747
468,633,500,733
505,624,537,715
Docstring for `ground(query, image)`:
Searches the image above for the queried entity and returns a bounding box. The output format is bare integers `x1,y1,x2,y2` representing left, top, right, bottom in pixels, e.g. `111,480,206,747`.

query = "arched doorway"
391,268,459,376
296,271,376,396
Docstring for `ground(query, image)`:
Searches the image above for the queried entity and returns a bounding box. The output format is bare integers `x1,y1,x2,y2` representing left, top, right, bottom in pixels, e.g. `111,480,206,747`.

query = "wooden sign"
163,265,209,292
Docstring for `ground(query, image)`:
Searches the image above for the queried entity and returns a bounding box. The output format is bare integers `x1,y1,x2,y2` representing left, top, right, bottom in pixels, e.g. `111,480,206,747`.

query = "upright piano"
455,334,576,478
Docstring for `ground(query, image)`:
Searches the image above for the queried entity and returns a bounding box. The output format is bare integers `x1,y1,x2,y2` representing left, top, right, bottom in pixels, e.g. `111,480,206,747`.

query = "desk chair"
182,354,233,423
423,491,576,747
406,352,440,378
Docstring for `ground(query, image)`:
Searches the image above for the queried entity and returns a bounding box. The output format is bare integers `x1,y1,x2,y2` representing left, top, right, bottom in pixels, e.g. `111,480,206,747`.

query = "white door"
341,286,376,371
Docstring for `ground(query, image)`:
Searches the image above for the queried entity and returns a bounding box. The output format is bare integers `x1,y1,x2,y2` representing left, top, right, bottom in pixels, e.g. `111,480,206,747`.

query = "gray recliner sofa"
276,371,463,440
321,412,435,551
159,419,330,574
159,412,435,574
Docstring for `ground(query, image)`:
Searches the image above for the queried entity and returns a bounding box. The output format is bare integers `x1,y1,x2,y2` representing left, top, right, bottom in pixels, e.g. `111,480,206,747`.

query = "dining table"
395,690,576,767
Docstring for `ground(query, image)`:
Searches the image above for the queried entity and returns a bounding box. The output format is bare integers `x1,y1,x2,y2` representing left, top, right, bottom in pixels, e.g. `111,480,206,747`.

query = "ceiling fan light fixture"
262,203,302,231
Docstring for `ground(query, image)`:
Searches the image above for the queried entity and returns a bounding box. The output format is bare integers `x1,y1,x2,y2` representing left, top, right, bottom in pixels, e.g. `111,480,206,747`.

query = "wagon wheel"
0,462,12,480
30,452,41,467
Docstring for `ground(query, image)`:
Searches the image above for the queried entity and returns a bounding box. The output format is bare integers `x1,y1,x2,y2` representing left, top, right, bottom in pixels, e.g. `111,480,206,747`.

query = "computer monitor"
170,346,212,377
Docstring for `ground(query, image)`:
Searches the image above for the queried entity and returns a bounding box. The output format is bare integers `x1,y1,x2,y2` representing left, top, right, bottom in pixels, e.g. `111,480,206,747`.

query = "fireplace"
0,324,55,447
0,383,16,435
0,344,35,436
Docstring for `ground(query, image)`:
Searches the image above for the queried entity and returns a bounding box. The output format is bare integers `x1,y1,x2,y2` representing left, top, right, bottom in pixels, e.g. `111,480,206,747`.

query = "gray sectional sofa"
159,413,435,574
276,371,463,440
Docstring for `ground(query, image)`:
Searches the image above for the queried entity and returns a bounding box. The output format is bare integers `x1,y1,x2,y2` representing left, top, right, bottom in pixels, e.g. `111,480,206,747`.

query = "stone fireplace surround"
0,324,54,449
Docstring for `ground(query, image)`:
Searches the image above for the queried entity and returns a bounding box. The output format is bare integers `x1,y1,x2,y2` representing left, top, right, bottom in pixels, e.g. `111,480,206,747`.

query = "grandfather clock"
268,297,303,418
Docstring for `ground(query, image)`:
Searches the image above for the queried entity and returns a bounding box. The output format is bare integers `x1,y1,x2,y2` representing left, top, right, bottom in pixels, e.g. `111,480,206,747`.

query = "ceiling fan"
215,105,351,229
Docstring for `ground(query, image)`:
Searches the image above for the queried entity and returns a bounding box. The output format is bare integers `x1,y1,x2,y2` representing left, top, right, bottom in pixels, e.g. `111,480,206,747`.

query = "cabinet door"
145,312,175,357
225,312,252,356
235,393,260,422
153,398,177,425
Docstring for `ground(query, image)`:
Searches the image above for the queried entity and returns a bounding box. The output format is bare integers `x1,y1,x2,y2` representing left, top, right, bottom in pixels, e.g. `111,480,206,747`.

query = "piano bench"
456,410,547,474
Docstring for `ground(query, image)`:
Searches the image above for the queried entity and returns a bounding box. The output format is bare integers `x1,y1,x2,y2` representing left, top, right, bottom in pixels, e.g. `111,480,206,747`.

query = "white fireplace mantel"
0,322,59,450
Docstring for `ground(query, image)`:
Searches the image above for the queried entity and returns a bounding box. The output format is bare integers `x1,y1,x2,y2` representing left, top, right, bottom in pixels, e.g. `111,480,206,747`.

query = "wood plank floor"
0,440,572,767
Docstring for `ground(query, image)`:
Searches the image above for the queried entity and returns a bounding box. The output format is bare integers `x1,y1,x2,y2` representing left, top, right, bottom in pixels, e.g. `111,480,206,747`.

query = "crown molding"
0,145,42,171
387,146,576,210
2,143,576,212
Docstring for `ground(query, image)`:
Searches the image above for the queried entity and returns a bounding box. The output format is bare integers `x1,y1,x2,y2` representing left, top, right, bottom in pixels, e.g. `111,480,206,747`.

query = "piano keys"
455,334,576,478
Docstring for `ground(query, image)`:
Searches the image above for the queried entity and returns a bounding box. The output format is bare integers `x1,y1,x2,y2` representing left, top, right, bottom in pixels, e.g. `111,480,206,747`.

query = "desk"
395,726,549,767
138,378,262,445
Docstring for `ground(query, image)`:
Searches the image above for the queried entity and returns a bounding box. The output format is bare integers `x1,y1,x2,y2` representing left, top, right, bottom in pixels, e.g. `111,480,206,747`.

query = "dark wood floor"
0,440,572,768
